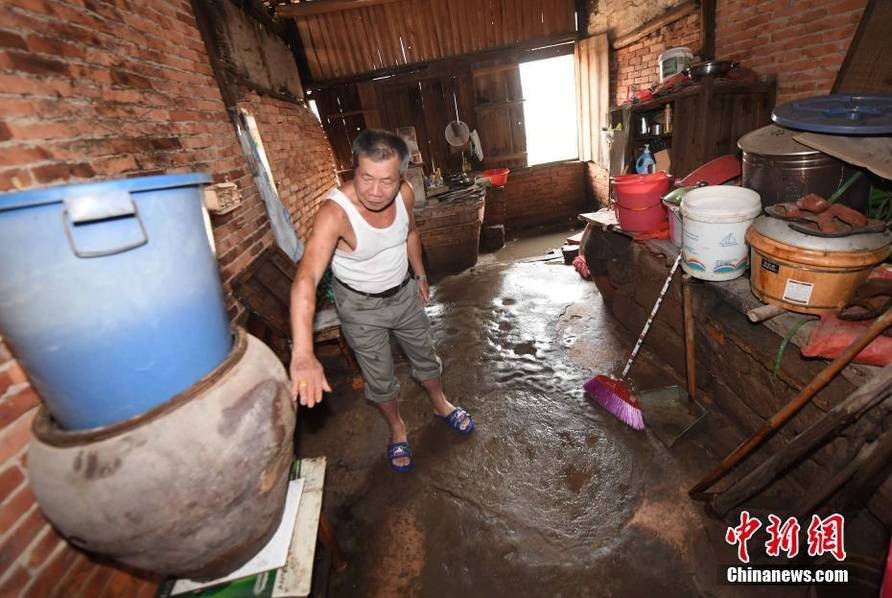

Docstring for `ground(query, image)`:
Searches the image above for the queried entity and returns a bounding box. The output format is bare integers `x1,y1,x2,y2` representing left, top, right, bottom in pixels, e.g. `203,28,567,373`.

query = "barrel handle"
61,193,148,258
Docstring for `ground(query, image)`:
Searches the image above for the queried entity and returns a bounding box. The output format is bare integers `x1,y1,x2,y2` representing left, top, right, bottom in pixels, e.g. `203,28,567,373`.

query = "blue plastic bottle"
635,144,656,174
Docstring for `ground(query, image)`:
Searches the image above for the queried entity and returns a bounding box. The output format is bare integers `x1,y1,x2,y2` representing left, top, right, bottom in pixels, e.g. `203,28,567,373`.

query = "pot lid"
752,215,892,252
737,124,818,156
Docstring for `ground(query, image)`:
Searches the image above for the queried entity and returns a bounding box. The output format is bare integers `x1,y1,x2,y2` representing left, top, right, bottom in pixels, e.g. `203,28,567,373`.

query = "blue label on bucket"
719,233,739,247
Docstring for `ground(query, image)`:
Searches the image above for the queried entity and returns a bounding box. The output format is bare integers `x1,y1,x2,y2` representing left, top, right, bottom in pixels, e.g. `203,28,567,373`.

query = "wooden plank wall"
290,0,577,82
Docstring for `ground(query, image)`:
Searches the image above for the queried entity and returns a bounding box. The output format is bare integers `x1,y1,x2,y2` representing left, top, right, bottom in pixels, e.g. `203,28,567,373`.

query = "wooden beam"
276,0,402,18
306,32,578,90
699,0,715,60
612,1,698,50
190,0,242,108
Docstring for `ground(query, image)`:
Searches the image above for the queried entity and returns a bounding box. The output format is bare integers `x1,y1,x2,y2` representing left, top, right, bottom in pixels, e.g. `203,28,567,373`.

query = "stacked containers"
0,174,232,429
613,172,671,233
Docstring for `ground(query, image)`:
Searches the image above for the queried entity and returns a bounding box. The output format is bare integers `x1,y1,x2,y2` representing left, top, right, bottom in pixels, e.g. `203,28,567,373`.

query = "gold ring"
298,380,308,387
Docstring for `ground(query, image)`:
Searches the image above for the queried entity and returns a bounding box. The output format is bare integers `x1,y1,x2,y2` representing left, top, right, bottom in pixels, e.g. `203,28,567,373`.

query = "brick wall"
500,161,589,231
715,0,868,104
214,91,336,287
610,12,701,106
0,1,335,595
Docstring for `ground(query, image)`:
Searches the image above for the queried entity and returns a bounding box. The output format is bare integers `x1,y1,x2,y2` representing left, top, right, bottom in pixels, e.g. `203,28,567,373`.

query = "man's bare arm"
402,182,429,304
289,201,342,406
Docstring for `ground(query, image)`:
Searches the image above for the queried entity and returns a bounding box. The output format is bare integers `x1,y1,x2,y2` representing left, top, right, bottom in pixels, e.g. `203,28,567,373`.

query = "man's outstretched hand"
289,352,331,407
418,278,430,306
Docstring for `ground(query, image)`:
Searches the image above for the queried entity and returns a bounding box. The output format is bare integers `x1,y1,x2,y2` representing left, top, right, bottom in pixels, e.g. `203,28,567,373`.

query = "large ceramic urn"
27,328,296,580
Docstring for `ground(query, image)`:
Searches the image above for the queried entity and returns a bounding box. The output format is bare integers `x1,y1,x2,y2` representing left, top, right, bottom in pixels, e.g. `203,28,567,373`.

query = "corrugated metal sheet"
284,0,578,82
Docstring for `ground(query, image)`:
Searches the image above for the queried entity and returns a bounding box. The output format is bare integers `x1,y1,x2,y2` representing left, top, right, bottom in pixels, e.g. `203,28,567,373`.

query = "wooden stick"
746,303,785,323
689,308,892,499
683,275,697,402
709,387,892,515
795,409,892,517
836,424,892,514
318,513,347,572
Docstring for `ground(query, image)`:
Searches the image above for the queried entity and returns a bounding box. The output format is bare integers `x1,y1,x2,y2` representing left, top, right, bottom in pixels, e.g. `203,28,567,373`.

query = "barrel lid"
737,124,818,156
772,95,892,135
0,173,212,212
752,215,892,252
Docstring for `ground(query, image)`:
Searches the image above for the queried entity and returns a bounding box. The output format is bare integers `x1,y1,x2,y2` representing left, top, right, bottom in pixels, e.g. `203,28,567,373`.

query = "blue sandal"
387,441,414,473
437,407,475,435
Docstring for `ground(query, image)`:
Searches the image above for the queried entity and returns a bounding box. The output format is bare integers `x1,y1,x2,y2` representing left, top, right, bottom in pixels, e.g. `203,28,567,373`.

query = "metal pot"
685,59,738,81
738,125,870,210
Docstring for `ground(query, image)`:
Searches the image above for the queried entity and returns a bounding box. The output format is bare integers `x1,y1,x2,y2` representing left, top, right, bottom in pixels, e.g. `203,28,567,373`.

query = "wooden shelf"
610,79,776,114
610,77,776,177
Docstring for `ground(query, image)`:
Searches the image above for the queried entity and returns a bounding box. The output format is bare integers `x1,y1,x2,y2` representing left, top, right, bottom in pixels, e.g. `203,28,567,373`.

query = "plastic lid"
752,215,892,252
0,173,212,212
772,95,892,135
737,124,817,156
681,186,762,223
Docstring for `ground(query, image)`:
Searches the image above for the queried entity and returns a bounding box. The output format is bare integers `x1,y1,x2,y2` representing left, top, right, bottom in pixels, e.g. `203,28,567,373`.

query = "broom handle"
620,252,683,380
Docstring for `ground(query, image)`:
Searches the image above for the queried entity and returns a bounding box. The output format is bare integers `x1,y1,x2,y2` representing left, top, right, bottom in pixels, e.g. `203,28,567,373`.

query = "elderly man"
289,129,474,472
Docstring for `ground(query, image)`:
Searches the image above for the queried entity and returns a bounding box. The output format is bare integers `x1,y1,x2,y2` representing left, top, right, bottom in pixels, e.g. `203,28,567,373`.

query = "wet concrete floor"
297,235,815,597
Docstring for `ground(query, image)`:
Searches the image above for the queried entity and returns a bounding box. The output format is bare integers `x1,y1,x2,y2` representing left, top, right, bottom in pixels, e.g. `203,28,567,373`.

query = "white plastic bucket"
681,186,762,281
658,47,693,81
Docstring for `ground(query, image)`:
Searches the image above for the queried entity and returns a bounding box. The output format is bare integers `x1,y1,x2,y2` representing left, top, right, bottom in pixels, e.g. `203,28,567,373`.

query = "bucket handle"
62,192,148,258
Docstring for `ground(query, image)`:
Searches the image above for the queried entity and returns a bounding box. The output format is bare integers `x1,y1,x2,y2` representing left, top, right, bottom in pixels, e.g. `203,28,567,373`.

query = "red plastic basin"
483,168,510,187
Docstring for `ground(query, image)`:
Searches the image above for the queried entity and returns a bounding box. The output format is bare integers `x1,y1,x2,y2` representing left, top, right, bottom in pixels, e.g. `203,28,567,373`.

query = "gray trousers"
333,277,442,403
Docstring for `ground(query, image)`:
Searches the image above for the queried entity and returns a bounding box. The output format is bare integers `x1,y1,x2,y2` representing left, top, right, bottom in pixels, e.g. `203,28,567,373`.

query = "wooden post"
318,513,347,572
682,274,697,403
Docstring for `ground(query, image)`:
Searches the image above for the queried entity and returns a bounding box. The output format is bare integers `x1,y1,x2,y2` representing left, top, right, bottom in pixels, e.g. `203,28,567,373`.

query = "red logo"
725,511,762,563
806,514,846,562
765,515,800,558
725,512,846,563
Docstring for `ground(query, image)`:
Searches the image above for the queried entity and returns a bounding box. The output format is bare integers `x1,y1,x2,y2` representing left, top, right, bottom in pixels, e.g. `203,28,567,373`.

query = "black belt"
336,275,411,299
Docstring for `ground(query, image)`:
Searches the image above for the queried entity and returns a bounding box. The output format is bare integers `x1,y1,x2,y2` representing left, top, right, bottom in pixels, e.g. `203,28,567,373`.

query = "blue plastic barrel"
0,174,232,429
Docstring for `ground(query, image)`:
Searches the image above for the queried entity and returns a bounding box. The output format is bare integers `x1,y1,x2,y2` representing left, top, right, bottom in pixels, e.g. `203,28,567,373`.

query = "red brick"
0,385,40,430
0,31,28,51
24,543,80,598
52,551,96,597
79,563,116,597
25,527,62,569
0,464,25,504
0,565,30,598
0,507,47,570
0,483,37,533
0,407,33,464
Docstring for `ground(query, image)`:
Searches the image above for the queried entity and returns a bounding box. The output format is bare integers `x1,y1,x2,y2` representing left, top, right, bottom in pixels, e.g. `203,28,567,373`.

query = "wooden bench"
232,246,357,370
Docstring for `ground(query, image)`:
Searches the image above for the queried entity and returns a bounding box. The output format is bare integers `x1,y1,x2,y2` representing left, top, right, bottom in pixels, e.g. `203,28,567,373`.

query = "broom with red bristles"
584,252,684,430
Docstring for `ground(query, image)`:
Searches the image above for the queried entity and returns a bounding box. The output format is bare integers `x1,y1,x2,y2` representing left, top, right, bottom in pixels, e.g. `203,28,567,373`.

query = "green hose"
771,318,811,382
826,172,862,204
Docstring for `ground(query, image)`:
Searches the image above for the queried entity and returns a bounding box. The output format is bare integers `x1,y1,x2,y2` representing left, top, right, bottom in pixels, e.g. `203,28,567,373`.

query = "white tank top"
329,187,410,293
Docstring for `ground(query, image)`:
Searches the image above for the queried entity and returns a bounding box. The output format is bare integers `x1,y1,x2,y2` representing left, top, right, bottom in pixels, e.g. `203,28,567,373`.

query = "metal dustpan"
637,385,707,448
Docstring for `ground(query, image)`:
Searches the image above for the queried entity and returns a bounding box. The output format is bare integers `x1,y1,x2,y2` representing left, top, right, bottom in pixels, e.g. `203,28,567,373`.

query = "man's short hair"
352,129,410,174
